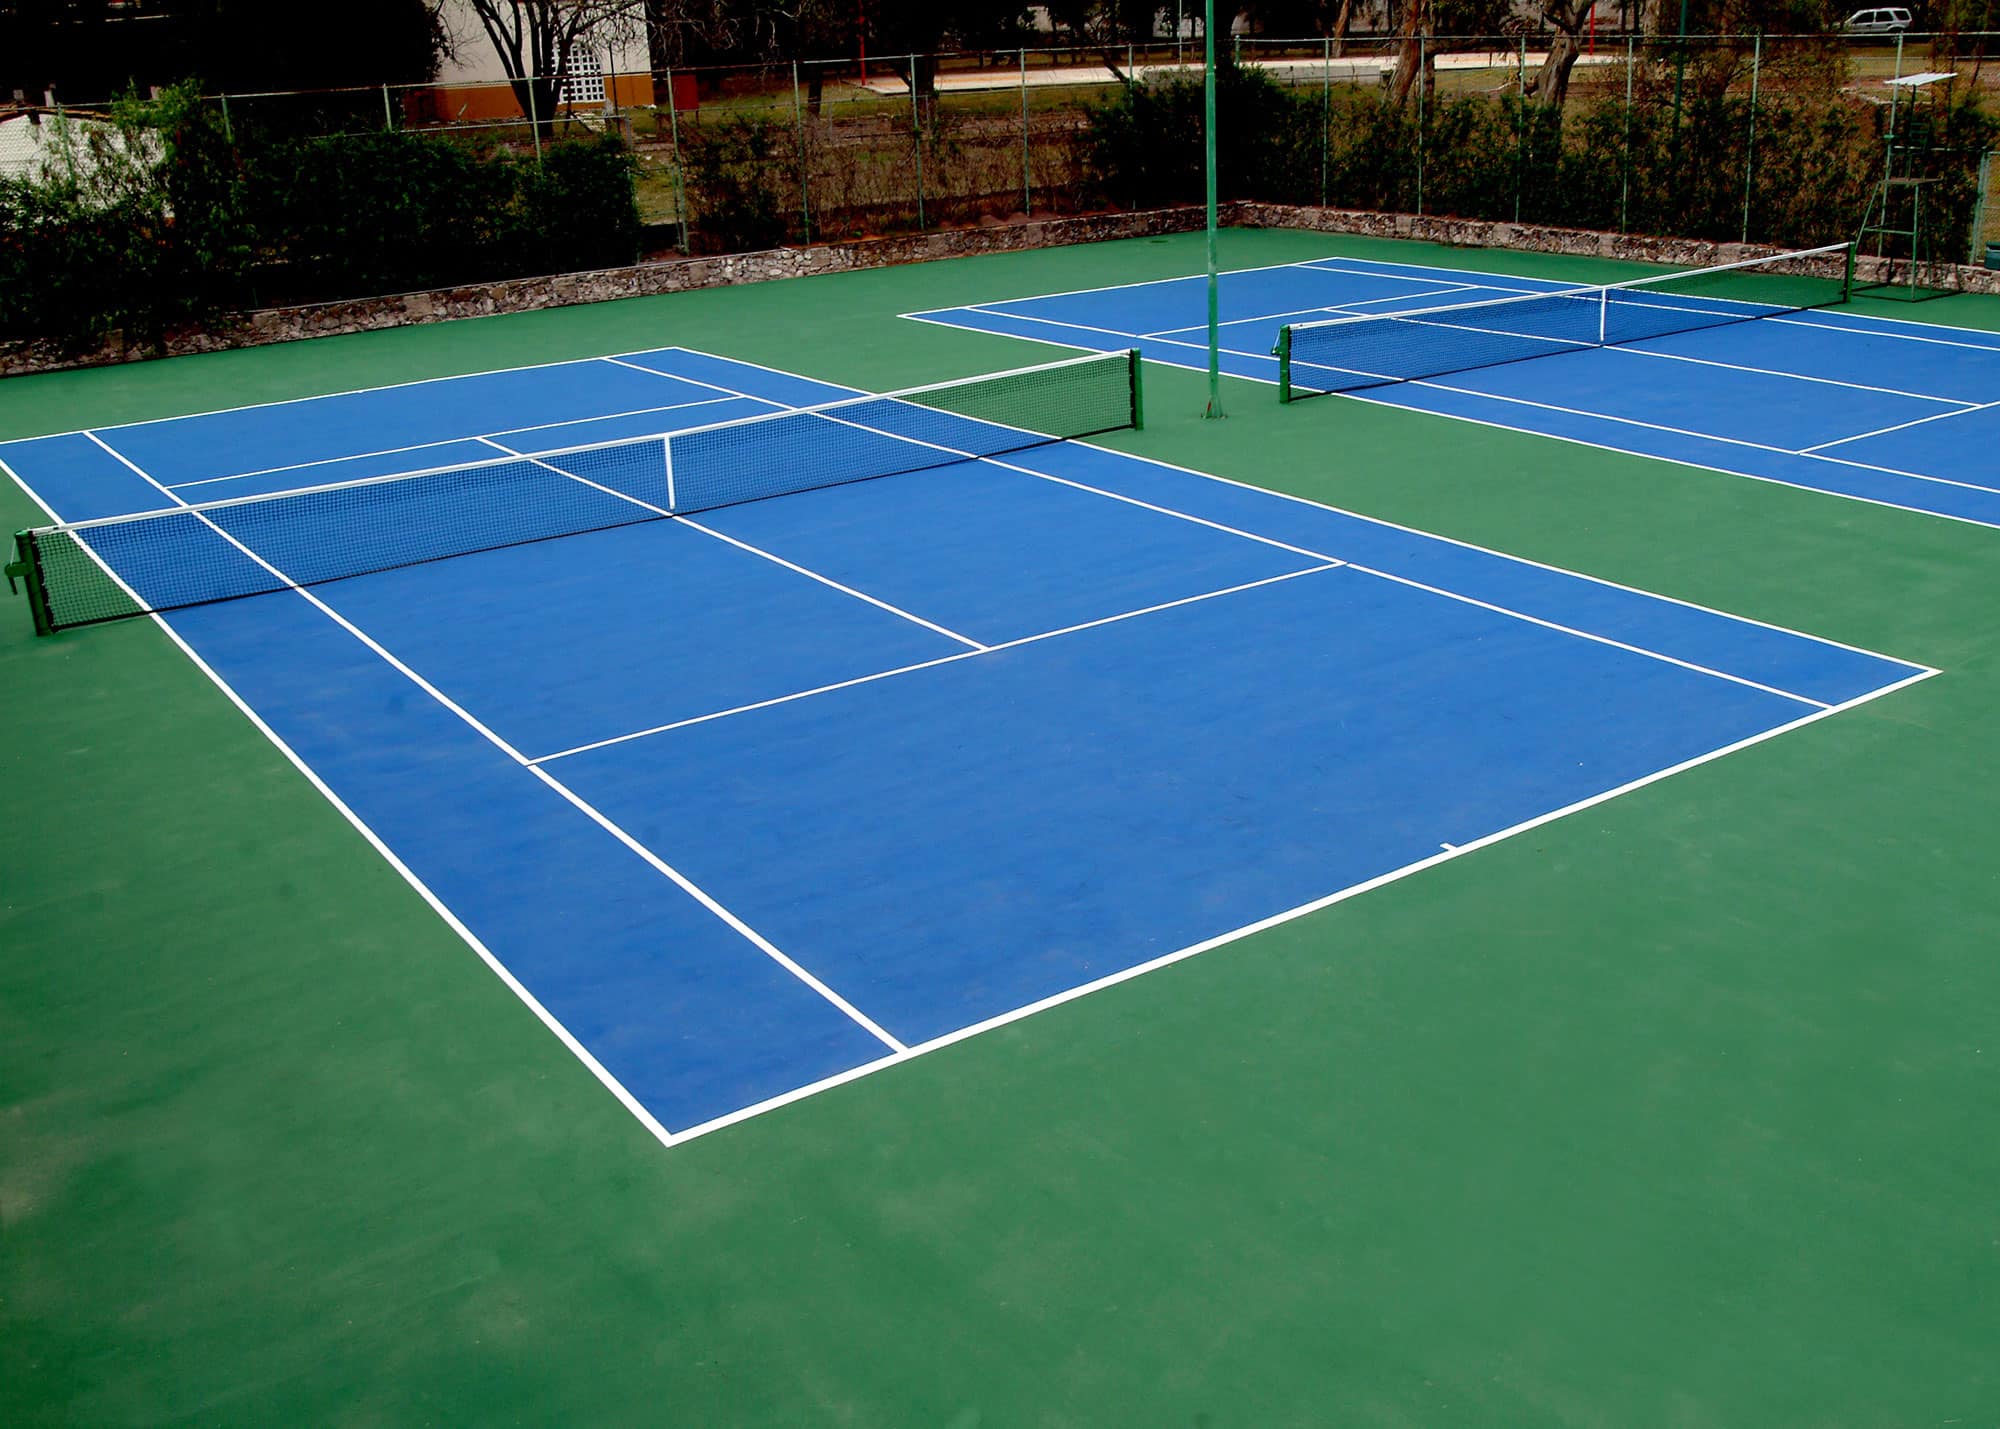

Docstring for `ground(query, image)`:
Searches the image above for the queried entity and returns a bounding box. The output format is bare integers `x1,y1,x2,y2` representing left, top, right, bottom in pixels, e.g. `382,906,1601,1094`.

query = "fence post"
1619,33,1633,234
1415,33,1426,218
1741,32,1761,244
791,60,811,243
910,55,925,230
1021,48,1032,216
1515,33,1527,224
526,76,543,164
382,83,394,131
666,68,690,254
1320,35,1331,209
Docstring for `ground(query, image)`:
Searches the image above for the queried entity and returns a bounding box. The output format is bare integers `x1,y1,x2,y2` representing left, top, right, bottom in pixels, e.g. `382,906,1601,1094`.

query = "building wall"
431,0,649,89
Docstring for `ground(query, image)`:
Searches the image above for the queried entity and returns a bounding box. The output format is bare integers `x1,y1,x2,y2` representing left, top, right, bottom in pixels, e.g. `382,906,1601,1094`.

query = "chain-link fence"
6,33,1999,348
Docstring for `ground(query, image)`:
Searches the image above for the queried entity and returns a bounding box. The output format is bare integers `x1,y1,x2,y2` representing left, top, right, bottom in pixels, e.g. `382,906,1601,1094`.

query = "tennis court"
909,247,2000,528
5,229,1997,1426
1,338,1930,1139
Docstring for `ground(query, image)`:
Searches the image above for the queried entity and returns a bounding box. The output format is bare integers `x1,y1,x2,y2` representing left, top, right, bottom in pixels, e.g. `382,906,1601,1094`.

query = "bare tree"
458,0,642,130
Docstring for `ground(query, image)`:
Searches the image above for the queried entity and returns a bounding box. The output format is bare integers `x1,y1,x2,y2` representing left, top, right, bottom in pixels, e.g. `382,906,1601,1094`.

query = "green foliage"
526,137,643,274
1303,84,1993,256
680,116,795,254
1087,58,1317,209
2,110,643,347
0,82,248,350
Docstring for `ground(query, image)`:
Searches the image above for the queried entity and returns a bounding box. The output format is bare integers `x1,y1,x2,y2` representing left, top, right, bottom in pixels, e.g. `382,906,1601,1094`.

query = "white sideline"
0,452,689,1147
662,664,1939,1149
76,429,911,1067
2,342,1941,1155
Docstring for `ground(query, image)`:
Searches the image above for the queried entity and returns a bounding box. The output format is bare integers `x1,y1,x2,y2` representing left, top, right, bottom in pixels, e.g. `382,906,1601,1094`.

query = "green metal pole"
792,60,811,243
1320,35,1330,209
666,69,689,254
1740,31,1760,244
6,533,54,638
1515,33,1526,224
1619,33,1633,233
1671,0,1689,138
1204,0,1222,419
527,74,543,164
910,55,925,230
1415,33,1426,217
1021,47,1032,215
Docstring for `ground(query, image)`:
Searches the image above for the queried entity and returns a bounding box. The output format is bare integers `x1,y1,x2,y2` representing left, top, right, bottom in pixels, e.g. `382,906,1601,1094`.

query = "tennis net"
1276,243,1854,403
7,350,1142,635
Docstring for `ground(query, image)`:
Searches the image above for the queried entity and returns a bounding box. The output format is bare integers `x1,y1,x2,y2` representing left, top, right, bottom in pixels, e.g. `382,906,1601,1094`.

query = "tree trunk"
1331,0,1353,61
1389,0,1432,108
1527,25,1585,107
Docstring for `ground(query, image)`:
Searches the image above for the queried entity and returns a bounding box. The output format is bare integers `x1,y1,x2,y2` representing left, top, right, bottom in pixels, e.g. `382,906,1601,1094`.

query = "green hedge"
0,90,640,348
1090,58,1999,257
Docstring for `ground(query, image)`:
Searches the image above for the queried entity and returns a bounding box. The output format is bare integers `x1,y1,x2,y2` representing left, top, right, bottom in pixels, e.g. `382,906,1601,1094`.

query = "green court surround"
3,229,1997,1426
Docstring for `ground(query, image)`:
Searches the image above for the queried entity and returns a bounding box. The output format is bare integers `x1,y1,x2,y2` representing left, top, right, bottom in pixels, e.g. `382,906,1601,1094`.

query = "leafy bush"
679,116,795,255
1088,58,1318,209
245,131,640,300
0,84,247,348
2,104,642,344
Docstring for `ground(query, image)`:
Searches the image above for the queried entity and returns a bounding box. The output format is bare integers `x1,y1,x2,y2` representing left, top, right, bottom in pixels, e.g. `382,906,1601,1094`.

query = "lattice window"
558,54,606,108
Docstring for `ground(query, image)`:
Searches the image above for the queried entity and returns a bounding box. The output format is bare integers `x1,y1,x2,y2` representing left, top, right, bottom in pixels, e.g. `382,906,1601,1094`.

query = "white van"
1844,8,1913,34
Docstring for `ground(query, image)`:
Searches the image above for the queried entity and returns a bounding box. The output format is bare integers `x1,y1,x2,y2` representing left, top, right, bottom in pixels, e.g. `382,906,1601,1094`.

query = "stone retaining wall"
0,207,1210,378
5,200,1994,377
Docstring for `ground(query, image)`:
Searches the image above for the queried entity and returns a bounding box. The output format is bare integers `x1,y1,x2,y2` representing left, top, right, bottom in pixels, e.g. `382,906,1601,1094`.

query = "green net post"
6,532,54,638
1275,326,1293,403
1128,349,1145,430
1842,241,1857,302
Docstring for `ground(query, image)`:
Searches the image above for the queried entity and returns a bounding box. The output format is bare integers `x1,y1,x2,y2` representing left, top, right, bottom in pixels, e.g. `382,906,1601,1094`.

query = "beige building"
425,0,654,122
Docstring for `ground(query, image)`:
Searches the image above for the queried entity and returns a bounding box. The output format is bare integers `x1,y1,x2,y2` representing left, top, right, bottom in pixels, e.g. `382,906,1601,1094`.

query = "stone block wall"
4,200,1994,378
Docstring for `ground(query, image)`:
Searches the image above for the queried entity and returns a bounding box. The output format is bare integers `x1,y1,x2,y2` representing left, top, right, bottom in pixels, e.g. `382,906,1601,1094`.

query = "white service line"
636,360,1851,709
531,562,1344,763
470,435,989,651
1767,311,2000,353
909,254,1337,312
30,346,726,445
1800,397,2000,454
166,394,755,491
1604,343,1979,406
1409,376,2000,497
80,427,909,1062
648,346,1954,664
1338,381,2000,533
1141,284,1488,338
1007,461,1831,707
958,304,1276,363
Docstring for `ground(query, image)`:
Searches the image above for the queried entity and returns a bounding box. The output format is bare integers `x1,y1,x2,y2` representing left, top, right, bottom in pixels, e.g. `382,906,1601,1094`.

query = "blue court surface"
907,254,2000,528
0,347,1934,1144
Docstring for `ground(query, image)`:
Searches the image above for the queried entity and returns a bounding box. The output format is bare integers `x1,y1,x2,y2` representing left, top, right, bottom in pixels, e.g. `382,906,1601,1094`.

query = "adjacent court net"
1276,243,1854,403
8,350,1141,634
